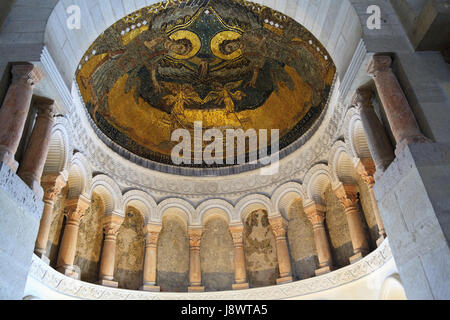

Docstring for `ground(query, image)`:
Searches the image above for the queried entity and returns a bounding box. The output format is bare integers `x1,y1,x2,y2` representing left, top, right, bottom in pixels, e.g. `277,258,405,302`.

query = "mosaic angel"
88,29,194,119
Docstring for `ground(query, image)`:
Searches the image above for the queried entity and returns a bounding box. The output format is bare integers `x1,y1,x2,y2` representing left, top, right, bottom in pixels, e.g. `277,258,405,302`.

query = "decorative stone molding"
27,238,393,300
157,198,196,226
40,46,73,112
90,174,124,217
67,152,92,199
271,182,306,218
122,189,157,225
303,164,333,205
328,140,354,184
234,193,275,222
197,199,234,226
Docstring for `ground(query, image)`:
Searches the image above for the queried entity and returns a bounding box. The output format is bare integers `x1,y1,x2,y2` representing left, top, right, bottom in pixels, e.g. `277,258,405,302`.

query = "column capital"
41,173,67,203
102,214,124,236
333,183,359,209
144,224,162,247
303,201,326,225
367,55,392,76
11,63,42,86
229,224,244,246
34,97,56,120
268,215,288,239
353,88,374,110
355,158,376,188
188,228,203,248
65,195,91,222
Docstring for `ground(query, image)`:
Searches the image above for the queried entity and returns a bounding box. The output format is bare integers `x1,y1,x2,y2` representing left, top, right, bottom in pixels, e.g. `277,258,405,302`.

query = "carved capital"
355,158,376,188
268,215,288,239
230,225,244,246
102,215,124,237
145,231,160,246
353,88,373,110
35,98,56,120
11,63,42,86
144,224,162,247
41,174,67,203
303,202,326,226
65,195,91,223
188,228,203,248
367,55,392,76
333,183,359,209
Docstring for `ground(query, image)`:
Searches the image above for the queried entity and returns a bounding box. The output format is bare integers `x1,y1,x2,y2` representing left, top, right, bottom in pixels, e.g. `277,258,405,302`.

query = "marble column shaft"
304,202,333,272
334,183,369,260
355,158,387,245
354,88,395,173
98,215,123,284
0,63,42,172
229,225,249,289
367,55,428,154
18,98,56,198
269,215,293,284
56,196,90,275
142,224,161,291
188,228,204,291
34,174,67,258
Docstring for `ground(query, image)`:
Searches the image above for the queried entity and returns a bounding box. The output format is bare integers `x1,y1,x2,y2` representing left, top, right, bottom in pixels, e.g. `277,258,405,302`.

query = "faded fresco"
75,0,335,166
324,186,353,269
114,207,145,290
74,194,104,283
287,199,317,280
156,215,190,292
243,209,278,287
200,217,234,291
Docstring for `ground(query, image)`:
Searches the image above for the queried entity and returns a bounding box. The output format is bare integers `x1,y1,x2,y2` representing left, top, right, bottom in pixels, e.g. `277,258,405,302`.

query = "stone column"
56,195,90,279
304,202,334,276
353,88,395,176
355,158,387,246
141,224,161,292
18,98,56,199
367,55,429,155
0,63,42,172
269,215,293,284
333,183,370,263
229,225,249,290
34,174,67,262
98,214,123,288
188,228,204,292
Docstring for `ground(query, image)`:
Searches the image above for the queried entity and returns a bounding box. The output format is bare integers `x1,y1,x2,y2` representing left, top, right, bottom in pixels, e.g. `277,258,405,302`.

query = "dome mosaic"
75,0,336,169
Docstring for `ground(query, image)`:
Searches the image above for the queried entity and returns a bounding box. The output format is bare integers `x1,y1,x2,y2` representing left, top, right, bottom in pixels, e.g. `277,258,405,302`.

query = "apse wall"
42,0,362,87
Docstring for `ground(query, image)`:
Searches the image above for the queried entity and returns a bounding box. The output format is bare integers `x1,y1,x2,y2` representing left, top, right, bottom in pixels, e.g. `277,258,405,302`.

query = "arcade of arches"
0,0,449,300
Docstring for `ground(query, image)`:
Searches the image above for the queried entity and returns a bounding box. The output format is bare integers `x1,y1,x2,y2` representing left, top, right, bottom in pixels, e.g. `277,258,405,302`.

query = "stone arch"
122,190,157,225
42,118,72,177
234,194,275,223
89,174,124,216
66,152,92,199
197,199,234,226
304,164,333,206
38,0,362,87
344,108,372,160
271,182,307,220
329,141,357,185
157,198,195,227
